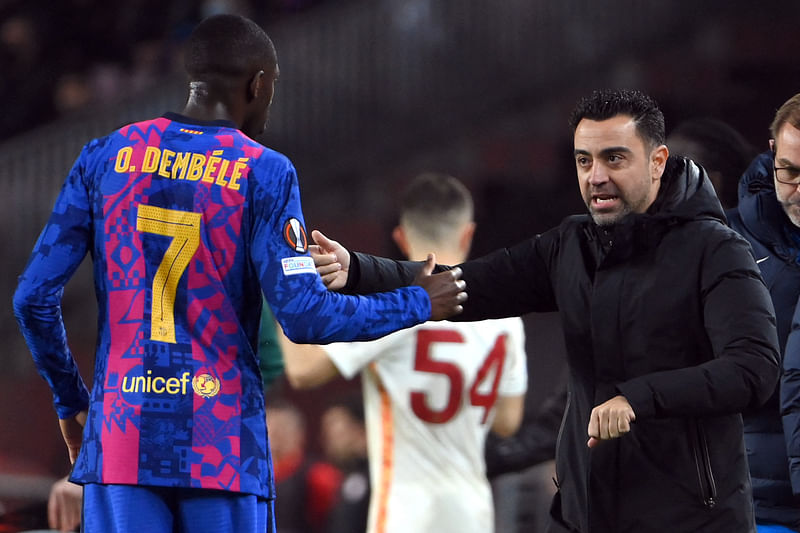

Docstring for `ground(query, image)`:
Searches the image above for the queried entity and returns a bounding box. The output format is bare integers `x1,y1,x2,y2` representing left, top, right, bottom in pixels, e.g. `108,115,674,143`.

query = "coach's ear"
392,226,410,258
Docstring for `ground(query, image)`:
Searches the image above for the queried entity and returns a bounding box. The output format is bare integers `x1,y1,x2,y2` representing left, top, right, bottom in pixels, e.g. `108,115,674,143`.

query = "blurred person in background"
258,301,285,393
485,378,567,533
319,395,370,533
740,93,800,533
667,116,756,209
45,476,82,533
266,399,342,533
668,103,800,532
310,89,780,532
12,13,464,533
0,13,55,138
280,172,528,533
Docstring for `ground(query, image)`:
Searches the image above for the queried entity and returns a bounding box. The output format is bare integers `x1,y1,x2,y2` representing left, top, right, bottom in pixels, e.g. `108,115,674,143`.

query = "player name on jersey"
114,146,249,190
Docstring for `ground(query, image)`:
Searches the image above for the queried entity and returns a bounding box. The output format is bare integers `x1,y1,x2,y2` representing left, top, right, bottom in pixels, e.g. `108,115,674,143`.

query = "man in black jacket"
310,89,780,532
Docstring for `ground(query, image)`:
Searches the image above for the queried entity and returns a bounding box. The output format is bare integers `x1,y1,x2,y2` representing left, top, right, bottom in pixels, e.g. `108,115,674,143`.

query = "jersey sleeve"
322,336,394,379
498,318,528,397
13,143,94,419
249,159,430,344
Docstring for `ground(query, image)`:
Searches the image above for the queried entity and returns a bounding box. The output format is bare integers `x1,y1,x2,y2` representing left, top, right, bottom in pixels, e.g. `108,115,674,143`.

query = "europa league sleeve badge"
283,217,308,253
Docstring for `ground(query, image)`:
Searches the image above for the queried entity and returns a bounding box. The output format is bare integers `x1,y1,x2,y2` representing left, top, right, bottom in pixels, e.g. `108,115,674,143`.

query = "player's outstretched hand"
310,230,350,291
413,253,467,320
587,395,635,448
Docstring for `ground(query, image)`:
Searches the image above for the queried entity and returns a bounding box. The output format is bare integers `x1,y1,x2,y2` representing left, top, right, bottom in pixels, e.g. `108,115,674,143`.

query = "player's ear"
392,226,410,257
248,70,266,102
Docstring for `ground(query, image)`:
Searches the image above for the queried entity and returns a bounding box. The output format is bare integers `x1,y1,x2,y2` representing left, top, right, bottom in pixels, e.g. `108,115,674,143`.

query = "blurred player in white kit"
280,172,528,533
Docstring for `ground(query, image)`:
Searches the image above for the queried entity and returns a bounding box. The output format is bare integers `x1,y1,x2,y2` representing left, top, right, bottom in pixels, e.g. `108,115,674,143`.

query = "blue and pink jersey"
13,113,430,498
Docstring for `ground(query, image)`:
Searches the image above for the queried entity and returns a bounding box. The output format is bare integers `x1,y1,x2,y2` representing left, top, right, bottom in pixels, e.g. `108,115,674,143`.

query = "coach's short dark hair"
184,14,277,79
569,89,665,148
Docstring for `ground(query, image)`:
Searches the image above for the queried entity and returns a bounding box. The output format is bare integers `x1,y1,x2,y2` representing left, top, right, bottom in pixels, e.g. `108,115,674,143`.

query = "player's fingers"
587,436,601,448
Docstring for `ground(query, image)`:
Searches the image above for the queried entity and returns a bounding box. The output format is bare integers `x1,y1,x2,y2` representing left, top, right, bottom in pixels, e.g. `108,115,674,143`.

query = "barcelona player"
13,14,466,533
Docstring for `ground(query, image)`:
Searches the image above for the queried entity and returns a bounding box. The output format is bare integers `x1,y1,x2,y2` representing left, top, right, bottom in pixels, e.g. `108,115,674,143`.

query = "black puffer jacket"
346,157,780,532
728,151,800,531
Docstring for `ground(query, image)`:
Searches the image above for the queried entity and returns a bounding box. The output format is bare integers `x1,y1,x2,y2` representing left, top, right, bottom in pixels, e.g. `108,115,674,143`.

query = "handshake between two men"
308,229,467,321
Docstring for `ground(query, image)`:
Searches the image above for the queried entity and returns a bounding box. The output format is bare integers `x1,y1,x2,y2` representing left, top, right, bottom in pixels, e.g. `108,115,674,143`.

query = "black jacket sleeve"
617,231,779,418
345,233,559,320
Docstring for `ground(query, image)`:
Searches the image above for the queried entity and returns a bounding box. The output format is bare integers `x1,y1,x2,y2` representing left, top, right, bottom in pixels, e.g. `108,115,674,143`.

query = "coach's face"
773,123,800,228
574,114,668,226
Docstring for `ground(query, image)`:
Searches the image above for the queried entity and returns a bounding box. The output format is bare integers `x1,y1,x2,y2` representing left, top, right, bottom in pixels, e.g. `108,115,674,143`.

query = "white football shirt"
324,318,528,533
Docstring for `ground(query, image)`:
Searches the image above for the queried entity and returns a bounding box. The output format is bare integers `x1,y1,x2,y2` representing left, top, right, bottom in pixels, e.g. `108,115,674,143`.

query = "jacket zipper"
552,390,571,490
690,419,717,508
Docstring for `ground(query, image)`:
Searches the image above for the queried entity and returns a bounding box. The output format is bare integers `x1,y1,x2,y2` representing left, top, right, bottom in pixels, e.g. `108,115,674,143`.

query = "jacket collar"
585,157,723,265
735,151,800,260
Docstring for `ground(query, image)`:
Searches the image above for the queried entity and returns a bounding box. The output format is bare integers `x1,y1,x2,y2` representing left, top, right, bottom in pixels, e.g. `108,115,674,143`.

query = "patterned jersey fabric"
13,113,430,498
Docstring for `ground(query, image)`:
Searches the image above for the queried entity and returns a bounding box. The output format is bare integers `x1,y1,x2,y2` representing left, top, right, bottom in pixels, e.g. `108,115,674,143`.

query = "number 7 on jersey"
136,204,202,343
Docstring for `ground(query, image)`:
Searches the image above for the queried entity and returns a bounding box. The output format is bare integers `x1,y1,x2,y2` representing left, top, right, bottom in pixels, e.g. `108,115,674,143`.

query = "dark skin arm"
414,253,467,320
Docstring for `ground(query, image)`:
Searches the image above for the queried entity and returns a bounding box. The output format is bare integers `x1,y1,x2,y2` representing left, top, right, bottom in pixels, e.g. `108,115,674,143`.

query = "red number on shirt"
470,334,507,423
410,329,508,424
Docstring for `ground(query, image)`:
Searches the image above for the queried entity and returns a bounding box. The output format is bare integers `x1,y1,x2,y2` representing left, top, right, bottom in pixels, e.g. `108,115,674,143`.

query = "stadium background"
1,0,799,521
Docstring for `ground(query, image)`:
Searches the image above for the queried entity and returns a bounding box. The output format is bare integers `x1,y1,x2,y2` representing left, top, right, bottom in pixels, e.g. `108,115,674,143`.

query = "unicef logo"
192,373,221,398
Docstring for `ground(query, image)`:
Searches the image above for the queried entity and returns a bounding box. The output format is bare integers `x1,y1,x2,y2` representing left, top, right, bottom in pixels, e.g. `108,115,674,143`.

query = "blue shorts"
756,524,796,533
82,483,275,533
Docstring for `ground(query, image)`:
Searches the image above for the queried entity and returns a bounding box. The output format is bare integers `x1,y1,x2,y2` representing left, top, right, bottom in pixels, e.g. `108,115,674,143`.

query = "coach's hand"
413,253,467,320
587,395,635,448
311,230,350,291
59,409,87,464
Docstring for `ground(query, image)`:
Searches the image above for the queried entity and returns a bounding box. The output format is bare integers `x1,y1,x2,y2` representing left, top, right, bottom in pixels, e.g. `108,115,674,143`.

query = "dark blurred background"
1,0,799,525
